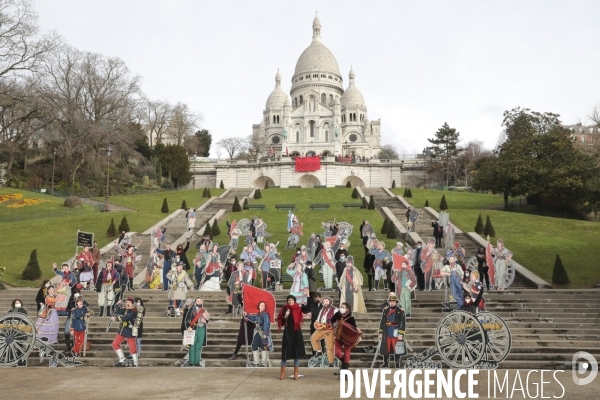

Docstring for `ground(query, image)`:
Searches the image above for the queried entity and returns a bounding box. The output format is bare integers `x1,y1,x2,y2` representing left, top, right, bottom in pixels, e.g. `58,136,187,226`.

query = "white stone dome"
340,67,365,107
265,70,288,109
294,15,341,76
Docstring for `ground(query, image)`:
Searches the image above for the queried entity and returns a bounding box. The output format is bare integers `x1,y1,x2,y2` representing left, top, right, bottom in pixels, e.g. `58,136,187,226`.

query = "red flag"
486,241,495,286
295,156,321,172
242,284,276,323
229,220,237,239
393,253,409,271
286,146,289,155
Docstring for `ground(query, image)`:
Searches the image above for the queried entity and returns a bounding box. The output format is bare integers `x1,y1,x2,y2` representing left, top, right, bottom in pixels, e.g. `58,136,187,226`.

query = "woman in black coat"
277,295,306,380
35,280,51,313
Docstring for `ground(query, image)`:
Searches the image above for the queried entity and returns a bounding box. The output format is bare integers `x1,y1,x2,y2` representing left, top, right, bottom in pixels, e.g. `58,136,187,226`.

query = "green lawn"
228,188,398,283
391,188,600,288
0,188,222,287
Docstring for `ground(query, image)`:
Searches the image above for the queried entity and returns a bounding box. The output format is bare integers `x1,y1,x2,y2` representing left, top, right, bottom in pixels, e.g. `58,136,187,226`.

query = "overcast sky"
35,0,600,156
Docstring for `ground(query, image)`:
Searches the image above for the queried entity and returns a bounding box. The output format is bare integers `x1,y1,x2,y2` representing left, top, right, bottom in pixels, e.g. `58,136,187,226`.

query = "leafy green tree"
161,198,169,213
195,129,212,157
378,144,400,160
22,249,41,280
154,144,192,188
552,254,570,285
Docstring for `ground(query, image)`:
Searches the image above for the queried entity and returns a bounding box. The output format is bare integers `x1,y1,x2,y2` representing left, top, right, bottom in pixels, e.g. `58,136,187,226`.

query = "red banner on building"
295,156,321,172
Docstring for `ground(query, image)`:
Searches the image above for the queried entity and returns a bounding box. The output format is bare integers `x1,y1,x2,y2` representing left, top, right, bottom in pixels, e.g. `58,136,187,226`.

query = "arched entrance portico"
297,174,321,188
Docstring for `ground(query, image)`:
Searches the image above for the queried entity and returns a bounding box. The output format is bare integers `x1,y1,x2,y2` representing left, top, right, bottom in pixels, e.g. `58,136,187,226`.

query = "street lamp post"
102,145,112,212
51,148,57,195
193,151,197,189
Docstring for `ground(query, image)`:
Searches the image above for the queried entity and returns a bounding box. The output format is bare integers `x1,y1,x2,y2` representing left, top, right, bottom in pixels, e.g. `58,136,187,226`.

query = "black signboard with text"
77,231,94,248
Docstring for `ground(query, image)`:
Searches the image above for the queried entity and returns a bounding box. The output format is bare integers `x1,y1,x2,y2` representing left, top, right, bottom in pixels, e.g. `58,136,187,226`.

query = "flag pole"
242,283,250,366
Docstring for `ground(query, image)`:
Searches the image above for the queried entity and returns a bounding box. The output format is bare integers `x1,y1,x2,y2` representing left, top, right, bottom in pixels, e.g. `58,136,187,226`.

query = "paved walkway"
1,368,594,399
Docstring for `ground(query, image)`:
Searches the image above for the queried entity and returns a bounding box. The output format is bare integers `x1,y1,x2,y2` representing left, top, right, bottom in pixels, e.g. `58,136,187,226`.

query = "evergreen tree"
243,198,248,209
351,188,359,199
552,254,570,285
161,198,169,213
157,162,163,185
407,188,413,198
232,196,242,212
428,122,462,187
118,216,130,232
106,218,117,237
220,180,224,189
212,218,221,237
264,181,269,189
403,188,408,197
368,196,376,210
440,194,448,210
381,218,389,234
202,188,208,198
345,181,351,188
474,214,484,234
206,188,212,198
387,220,397,239
181,200,187,210
203,220,212,239
254,188,261,199
425,199,429,207
22,249,42,280
392,180,396,189
483,216,495,237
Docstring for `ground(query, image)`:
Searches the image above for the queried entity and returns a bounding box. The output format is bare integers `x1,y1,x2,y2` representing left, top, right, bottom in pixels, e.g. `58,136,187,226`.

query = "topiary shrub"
345,181,351,188
483,216,495,237
351,188,359,199
392,180,396,189
406,188,413,198
232,196,242,212
161,198,169,213
106,217,117,237
220,180,225,189
474,214,484,235
64,196,83,208
22,249,41,280
552,254,570,285
206,188,212,198
118,216,130,233
381,218,389,234
203,220,212,239
161,180,174,190
181,200,187,210
202,188,208,198
254,189,261,199
243,198,248,209
425,199,429,207
264,181,269,189
387,220,397,239
212,218,221,237
368,196,376,210
439,194,448,210
403,188,408,197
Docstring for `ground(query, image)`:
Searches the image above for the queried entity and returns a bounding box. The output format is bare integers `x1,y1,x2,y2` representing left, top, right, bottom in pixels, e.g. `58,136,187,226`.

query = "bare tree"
589,101,600,127
243,134,267,159
0,0,60,82
139,99,172,146
378,144,400,160
169,102,202,146
216,137,244,160
35,45,142,184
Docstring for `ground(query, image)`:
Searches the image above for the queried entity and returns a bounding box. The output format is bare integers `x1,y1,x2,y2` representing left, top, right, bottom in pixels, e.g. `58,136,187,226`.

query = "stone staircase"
362,188,404,209
204,189,253,214
4,288,598,369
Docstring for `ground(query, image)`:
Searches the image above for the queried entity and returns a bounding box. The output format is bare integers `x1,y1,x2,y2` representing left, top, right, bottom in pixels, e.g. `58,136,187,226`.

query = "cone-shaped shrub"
474,214,484,235
22,249,41,280
552,254,570,285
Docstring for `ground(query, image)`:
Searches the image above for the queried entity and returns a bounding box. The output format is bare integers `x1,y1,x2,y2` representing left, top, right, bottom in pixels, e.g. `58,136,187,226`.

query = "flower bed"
7,198,50,208
0,193,23,204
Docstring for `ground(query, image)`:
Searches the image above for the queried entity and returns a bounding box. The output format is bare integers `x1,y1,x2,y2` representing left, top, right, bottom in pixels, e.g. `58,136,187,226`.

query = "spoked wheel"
505,261,515,288
466,257,478,272
476,312,512,364
436,311,486,368
0,313,37,367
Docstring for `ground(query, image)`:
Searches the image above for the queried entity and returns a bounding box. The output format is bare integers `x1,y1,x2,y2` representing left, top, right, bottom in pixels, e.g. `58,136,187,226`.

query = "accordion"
335,320,362,348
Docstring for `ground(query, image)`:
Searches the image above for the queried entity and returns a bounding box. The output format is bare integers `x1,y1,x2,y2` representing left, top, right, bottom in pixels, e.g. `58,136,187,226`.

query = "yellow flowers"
0,193,23,203
1,194,49,208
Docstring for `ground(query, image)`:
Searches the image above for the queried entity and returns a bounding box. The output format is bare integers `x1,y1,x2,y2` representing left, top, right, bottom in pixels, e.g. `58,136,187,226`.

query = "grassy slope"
391,188,600,288
0,188,222,287
228,188,398,284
